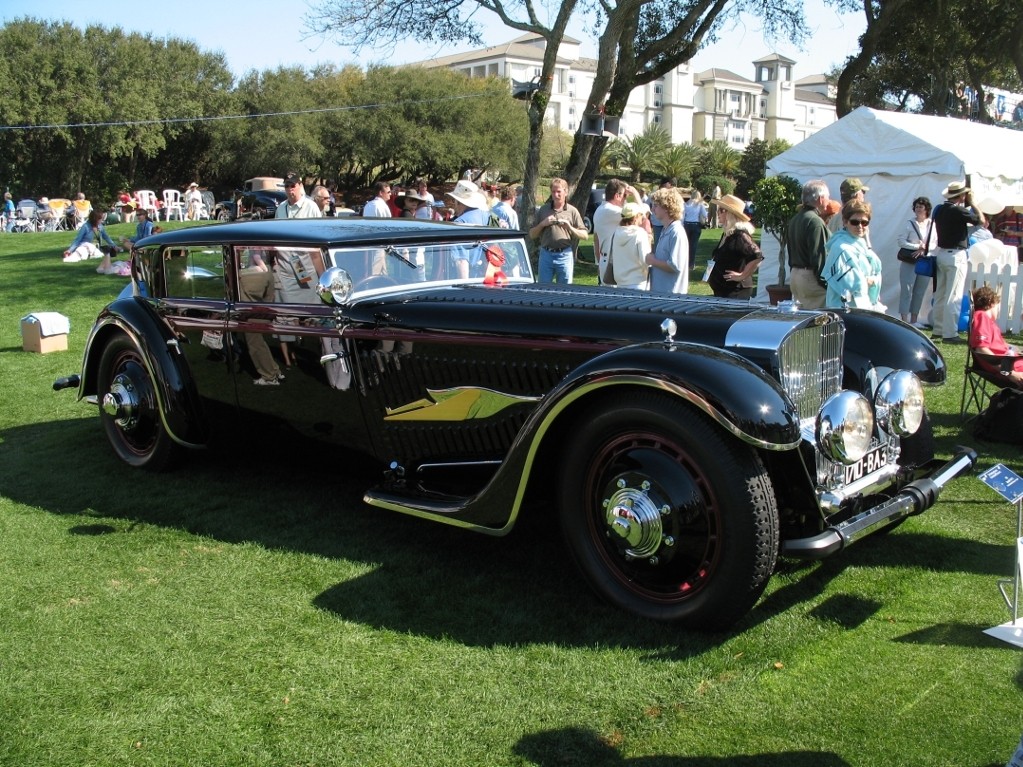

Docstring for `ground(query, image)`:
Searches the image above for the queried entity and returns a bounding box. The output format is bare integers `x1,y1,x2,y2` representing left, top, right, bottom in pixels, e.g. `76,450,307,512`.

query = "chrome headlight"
317,267,353,306
874,370,924,436
816,391,874,464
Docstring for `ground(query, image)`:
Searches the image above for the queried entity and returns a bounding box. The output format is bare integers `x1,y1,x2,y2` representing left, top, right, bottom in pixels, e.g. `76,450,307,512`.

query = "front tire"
558,393,779,630
97,334,178,471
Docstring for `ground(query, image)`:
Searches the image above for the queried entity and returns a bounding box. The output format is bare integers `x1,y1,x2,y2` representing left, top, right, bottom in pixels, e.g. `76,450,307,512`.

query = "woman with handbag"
896,196,937,326
603,202,652,290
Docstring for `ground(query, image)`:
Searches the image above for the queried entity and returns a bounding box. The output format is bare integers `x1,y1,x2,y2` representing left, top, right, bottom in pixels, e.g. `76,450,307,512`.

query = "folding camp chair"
72,199,92,227
12,200,38,232
960,294,1023,420
48,199,72,230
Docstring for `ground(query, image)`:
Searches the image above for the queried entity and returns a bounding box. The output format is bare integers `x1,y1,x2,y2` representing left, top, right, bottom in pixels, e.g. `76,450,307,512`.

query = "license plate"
844,445,888,484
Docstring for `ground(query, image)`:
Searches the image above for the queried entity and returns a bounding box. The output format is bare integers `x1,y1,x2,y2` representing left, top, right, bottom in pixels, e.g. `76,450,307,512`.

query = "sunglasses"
848,219,870,226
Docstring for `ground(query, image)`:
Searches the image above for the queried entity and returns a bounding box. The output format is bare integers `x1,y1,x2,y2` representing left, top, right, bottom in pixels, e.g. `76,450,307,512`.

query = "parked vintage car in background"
55,218,976,629
213,177,287,221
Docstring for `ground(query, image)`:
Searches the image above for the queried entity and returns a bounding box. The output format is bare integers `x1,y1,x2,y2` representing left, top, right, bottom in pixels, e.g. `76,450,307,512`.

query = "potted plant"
752,175,803,304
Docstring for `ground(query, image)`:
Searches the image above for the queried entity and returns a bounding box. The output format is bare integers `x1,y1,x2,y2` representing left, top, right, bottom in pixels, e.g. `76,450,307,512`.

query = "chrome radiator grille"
778,320,844,422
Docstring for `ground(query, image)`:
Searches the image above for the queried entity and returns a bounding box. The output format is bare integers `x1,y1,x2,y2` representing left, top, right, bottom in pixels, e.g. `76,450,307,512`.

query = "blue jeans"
539,247,574,284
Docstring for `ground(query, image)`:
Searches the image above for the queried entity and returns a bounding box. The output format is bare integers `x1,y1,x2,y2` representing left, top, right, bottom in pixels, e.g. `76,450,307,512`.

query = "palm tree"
699,139,743,179
605,124,671,182
655,143,702,184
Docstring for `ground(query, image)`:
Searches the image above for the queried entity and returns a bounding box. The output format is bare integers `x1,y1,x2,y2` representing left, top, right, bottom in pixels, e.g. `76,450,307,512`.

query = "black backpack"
973,388,1023,445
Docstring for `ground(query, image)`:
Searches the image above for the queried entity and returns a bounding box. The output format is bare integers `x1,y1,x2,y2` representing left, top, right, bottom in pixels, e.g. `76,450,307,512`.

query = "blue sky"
4,1,865,80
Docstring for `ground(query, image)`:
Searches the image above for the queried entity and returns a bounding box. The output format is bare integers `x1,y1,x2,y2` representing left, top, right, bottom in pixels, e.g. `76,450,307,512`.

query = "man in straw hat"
529,177,587,284
445,179,492,278
930,180,981,343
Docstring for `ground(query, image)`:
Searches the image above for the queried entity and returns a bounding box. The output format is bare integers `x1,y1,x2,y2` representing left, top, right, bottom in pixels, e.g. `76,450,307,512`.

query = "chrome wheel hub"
102,374,139,430
603,479,671,561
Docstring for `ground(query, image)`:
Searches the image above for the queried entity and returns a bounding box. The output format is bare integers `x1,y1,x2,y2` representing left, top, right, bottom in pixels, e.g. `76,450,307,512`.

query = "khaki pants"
790,267,826,309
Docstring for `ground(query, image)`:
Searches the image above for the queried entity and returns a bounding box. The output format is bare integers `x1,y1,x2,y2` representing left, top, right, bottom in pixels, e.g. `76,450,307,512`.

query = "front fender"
80,297,208,447
554,342,802,449
364,341,801,533
840,309,946,387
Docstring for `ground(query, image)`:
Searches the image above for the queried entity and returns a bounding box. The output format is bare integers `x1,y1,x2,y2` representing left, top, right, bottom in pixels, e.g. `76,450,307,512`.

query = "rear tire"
97,334,179,471
558,392,779,630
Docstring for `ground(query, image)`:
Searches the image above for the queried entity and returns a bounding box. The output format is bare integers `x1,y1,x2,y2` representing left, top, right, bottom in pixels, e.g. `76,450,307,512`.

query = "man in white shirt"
363,181,392,218
275,173,322,219
592,179,643,284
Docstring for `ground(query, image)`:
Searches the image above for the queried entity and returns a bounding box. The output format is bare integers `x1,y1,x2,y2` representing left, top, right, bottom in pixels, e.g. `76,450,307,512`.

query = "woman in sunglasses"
823,200,884,311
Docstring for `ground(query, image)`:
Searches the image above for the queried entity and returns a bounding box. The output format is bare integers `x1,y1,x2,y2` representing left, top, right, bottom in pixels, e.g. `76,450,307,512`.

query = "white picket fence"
966,261,1022,334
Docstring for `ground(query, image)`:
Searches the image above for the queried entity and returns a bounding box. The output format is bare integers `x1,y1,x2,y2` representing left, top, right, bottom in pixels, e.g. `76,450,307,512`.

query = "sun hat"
620,201,650,220
840,178,870,198
711,193,750,222
445,180,488,210
942,181,970,199
403,190,425,203
976,196,1005,215
188,181,199,188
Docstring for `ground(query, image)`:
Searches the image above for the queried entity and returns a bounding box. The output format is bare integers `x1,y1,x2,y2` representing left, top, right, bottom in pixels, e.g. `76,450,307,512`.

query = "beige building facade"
416,36,839,148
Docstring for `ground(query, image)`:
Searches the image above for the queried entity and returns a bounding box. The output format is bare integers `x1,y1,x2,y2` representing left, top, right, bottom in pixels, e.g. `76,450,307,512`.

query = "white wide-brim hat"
445,180,488,210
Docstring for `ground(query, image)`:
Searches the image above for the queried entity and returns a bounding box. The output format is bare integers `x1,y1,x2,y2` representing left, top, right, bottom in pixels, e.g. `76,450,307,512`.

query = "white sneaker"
253,377,279,386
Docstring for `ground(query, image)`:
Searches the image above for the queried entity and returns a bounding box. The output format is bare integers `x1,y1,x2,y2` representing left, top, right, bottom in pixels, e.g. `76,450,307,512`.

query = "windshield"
327,238,533,295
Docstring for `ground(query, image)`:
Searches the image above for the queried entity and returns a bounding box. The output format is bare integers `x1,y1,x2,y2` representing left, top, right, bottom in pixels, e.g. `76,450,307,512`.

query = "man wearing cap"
593,179,643,284
276,174,322,219
362,181,392,218
529,177,587,284
931,180,981,343
828,178,870,238
786,179,831,309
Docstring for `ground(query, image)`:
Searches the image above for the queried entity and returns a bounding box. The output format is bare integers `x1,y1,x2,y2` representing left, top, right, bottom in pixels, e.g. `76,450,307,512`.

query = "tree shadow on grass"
511,726,850,767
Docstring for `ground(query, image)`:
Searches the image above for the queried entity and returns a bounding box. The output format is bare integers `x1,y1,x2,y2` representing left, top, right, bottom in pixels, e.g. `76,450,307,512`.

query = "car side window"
234,246,325,305
164,246,227,299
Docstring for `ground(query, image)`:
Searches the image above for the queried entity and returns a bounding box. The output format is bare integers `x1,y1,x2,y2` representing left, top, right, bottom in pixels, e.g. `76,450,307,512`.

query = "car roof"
137,217,524,248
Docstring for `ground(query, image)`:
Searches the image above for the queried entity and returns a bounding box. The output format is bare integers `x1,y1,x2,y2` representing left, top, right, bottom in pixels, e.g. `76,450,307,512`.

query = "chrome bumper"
781,446,978,559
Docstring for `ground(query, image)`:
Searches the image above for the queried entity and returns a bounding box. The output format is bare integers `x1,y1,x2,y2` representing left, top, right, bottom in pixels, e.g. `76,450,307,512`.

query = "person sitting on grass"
64,209,121,273
119,206,155,250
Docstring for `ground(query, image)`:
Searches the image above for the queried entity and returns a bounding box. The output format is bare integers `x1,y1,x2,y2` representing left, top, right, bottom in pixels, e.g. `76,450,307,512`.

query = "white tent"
757,106,1023,309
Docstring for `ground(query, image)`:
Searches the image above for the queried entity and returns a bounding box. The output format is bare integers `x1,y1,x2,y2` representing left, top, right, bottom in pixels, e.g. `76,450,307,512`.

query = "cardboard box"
21,312,70,354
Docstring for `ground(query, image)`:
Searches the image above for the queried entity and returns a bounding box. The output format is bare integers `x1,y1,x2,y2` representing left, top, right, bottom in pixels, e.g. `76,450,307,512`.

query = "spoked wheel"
558,393,779,630
97,334,178,471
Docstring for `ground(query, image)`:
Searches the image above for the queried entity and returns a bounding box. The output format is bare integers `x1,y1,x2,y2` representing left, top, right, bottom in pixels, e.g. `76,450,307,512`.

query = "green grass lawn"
1,225,1021,766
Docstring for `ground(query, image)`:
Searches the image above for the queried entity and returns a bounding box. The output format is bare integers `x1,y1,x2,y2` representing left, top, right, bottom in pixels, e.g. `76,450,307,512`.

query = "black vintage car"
55,218,976,629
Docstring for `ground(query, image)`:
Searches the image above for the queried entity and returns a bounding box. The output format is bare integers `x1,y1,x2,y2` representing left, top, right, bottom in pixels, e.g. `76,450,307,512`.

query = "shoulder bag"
914,219,936,277
897,220,922,263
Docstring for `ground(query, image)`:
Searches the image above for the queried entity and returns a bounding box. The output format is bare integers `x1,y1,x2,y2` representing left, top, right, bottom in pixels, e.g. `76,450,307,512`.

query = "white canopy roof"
756,107,1023,306
767,106,1023,186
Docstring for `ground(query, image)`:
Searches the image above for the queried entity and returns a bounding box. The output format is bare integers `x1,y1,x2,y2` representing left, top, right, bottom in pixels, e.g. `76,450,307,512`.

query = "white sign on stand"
979,464,1023,648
